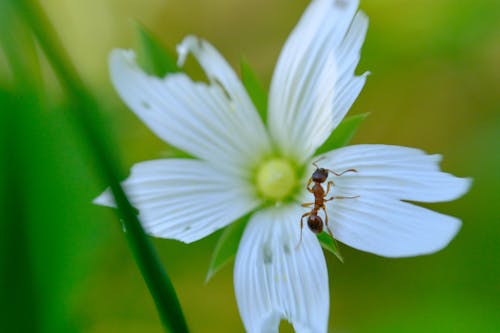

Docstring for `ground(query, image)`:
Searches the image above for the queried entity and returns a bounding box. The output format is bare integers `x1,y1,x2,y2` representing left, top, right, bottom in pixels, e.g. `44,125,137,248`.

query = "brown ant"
297,158,358,248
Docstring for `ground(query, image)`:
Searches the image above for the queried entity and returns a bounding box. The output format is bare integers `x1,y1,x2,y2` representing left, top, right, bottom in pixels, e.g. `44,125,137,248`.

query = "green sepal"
240,59,268,125
314,113,370,156
135,23,179,77
160,146,196,160
317,232,344,263
206,213,251,283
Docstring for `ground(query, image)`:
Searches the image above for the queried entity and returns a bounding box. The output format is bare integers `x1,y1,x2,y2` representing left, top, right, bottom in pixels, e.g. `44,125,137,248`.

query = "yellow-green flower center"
256,158,297,201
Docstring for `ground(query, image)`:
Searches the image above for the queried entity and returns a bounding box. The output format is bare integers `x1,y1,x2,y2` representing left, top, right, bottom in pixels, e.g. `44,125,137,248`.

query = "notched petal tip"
392,213,462,258
109,49,137,73
395,213,463,258
433,156,473,202
455,176,473,199
330,0,359,10
176,35,200,67
93,188,115,207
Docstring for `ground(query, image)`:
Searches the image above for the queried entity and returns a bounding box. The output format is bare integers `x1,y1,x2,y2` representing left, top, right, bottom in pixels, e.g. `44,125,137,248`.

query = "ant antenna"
326,168,358,177
312,156,327,169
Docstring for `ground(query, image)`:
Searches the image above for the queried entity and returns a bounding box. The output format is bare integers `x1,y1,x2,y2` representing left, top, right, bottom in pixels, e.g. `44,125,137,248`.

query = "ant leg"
324,181,334,196
301,202,314,207
296,212,311,249
306,178,314,193
325,195,359,202
321,206,334,239
326,168,358,177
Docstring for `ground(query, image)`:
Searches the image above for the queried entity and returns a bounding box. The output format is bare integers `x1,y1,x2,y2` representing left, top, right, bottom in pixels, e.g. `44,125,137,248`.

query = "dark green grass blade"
10,1,189,331
0,4,43,330
0,91,42,333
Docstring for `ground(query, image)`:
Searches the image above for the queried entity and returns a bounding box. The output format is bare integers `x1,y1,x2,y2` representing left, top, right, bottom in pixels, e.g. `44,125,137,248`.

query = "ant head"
307,215,323,234
311,168,328,183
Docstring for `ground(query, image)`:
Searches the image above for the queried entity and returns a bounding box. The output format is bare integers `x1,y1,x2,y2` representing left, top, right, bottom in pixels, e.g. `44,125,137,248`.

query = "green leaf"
206,214,251,283
135,22,179,77
317,232,344,263
160,146,196,160
240,59,268,124
314,113,370,156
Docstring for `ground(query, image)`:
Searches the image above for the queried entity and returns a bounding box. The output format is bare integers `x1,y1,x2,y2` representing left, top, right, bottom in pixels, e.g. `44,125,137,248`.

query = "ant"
297,158,358,248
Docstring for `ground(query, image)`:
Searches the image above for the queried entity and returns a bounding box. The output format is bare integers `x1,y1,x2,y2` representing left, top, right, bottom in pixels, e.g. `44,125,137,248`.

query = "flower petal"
234,205,329,333
109,47,271,177
94,159,261,243
177,35,267,130
268,0,368,164
319,144,472,202
327,195,462,257
307,144,470,257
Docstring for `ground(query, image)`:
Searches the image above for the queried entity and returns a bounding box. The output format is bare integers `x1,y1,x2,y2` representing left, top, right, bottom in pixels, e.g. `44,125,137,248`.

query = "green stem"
10,1,189,332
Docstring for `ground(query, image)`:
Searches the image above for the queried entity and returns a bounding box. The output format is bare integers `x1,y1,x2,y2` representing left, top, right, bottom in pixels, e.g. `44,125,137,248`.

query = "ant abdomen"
307,215,323,234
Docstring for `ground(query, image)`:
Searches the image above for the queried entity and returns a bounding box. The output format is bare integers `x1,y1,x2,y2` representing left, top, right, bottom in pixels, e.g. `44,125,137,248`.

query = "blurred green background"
1,0,499,332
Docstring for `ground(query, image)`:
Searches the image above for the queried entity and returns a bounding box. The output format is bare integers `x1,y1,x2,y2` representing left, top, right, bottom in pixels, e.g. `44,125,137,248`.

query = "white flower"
95,0,471,332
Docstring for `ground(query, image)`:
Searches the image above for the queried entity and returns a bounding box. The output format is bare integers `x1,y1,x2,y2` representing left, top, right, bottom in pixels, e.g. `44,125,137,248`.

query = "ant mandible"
297,157,358,248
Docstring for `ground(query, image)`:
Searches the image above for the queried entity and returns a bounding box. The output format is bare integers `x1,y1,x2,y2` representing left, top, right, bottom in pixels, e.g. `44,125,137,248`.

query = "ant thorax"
312,183,325,203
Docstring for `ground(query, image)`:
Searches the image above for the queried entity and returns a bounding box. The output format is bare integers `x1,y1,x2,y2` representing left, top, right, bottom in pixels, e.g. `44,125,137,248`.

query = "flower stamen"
256,158,297,201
